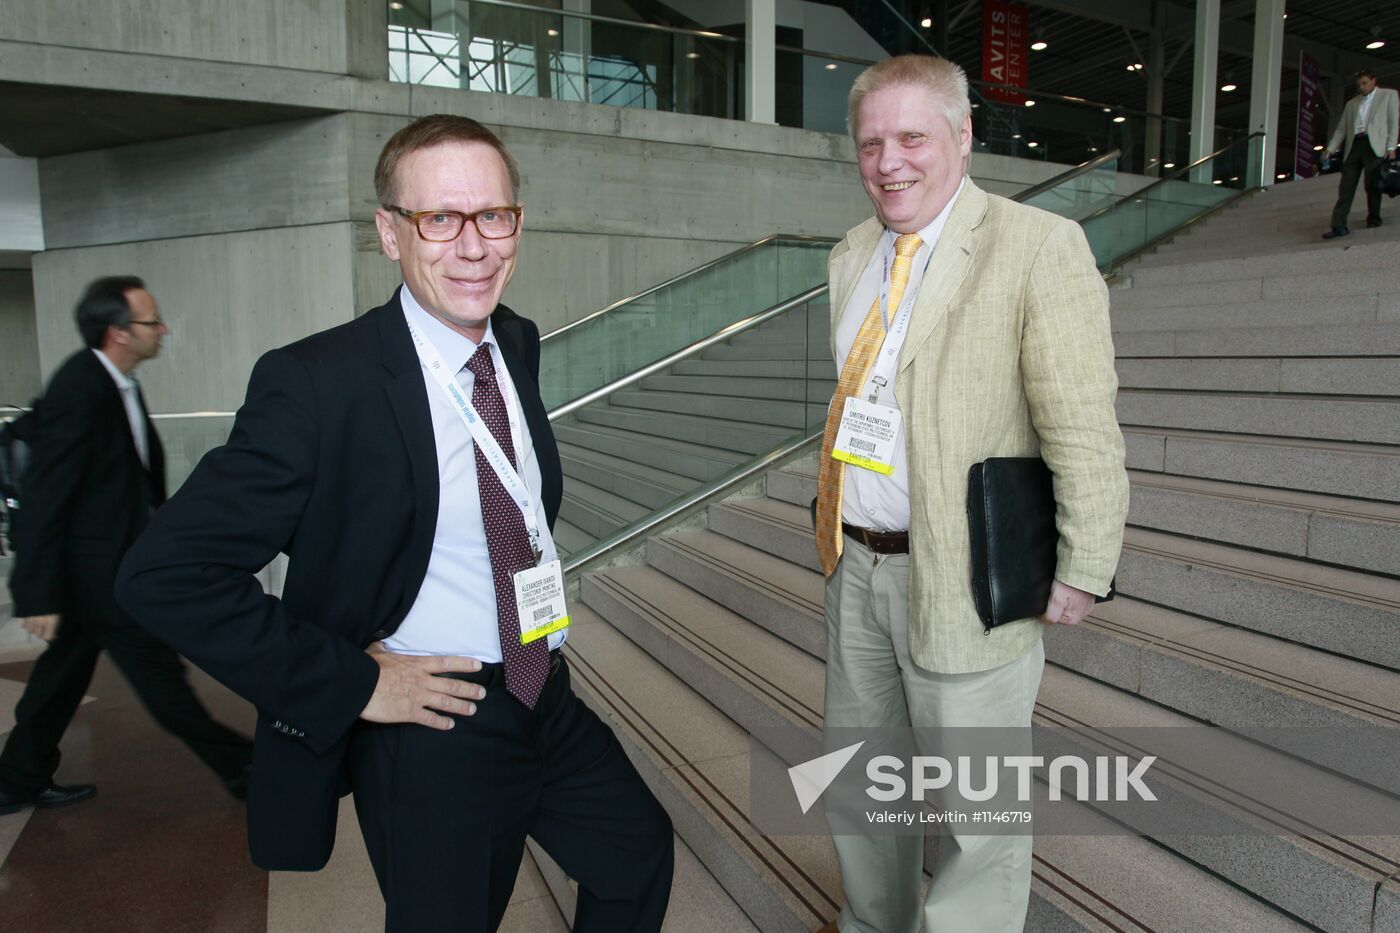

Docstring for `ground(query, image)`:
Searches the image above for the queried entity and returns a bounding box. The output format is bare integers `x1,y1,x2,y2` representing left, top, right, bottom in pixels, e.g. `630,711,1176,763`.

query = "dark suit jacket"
115,292,562,870
10,348,164,624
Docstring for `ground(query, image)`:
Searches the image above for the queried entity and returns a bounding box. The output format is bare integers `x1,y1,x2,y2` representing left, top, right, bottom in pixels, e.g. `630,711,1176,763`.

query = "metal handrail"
440,0,740,43
1015,149,1122,202
541,235,836,342
548,284,826,421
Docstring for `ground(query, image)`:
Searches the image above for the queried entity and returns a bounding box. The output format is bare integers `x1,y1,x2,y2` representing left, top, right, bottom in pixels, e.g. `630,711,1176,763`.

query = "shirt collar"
882,175,966,255
399,284,496,374
92,348,135,390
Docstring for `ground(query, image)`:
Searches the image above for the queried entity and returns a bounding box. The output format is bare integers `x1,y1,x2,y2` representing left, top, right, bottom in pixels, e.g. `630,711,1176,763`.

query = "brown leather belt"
841,522,909,554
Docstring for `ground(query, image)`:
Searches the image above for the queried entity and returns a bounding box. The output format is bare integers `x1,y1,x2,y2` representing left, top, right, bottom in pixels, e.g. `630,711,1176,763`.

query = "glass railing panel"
1080,135,1263,269
537,237,832,410
550,292,832,564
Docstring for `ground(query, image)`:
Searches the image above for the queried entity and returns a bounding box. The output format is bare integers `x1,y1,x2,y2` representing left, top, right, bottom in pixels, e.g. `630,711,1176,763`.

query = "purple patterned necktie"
465,344,550,708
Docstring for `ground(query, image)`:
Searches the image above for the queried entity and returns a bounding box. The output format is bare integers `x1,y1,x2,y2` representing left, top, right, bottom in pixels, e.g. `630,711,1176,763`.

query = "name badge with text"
514,560,570,645
831,397,902,476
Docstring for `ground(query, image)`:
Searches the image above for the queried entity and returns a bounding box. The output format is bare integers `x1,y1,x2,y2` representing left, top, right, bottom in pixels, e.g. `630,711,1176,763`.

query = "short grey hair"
847,55,972,144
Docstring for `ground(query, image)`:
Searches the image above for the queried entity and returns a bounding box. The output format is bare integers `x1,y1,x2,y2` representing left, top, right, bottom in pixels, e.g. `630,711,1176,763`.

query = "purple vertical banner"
1295,51,1321,178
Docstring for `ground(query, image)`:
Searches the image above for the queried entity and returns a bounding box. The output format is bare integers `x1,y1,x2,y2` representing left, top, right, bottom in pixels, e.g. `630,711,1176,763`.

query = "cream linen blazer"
827,179,1128,674
1327,87,1400,158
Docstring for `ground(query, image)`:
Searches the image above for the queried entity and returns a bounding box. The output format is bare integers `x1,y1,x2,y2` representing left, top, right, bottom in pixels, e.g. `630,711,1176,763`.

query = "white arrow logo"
788,741,866,814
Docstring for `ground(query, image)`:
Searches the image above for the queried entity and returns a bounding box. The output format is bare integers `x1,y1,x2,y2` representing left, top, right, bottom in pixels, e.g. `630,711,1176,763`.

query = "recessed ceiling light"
1163,162,1175,168
1313,144,1324,151
1220,83,1237,92
1027,141,1040,148
1031,40,1048,51
1113,115,1127,123
971,103,980,108
685,51,701,59
1090,146,1099,152
1024,100,1036,107
1367,40,1386,50
547,28,560,36
921,17,933,28
824,62,838,70
1213,179,1223,185
1277,173,1288,179
1102,107,1113,113
1126,63,1143,72
1012,133,1022,139
1229,176,1239,181
389,1,403,8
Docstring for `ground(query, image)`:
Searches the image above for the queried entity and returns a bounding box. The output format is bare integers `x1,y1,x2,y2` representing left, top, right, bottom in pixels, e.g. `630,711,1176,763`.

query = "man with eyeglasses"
2,276,253,815
116,116,674,930
1322,69,1398,238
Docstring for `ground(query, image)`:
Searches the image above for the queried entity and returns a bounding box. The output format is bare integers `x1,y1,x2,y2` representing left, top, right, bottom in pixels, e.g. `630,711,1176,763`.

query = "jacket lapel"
897,180,985,375
828,218,883,358
377,291,440,605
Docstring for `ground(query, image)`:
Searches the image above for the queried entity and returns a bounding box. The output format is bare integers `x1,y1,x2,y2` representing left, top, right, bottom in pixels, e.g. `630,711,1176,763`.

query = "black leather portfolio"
966,457,1113,630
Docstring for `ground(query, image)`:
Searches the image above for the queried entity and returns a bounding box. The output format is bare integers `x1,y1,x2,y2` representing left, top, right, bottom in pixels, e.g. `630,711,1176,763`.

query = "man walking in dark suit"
0,276,252,814
116,116,673,931
1322,69,1399,239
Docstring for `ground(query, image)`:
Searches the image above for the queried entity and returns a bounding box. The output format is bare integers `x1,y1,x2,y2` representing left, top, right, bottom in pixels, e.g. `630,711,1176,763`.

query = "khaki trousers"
824,538,1045,933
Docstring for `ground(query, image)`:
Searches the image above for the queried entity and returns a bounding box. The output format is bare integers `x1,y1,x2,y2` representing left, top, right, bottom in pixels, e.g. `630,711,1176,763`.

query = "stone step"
609,388,824,432
672,359,838,381
1115,389,1400,445
558,478,649,542
1138,227,1400,265
708,498,820,573
1113,323,1400,358
1126,471,1400,576
1115,357,1400,397
1110,294,1392,332
765,463,818,509
551,420,746,483
1035,666,1400,932
525,833,759,933
563,602,1305,933
1124,426,1400,502
646,530,826,661
1046,595,1400,792
640,373,835,405
551,517,593,559
558,441,693,510
574,404,794,456
750,461,1400,580
574,570,1332,931
1124,240,1400,288
1117,526,1400,669
1110,267,1400,312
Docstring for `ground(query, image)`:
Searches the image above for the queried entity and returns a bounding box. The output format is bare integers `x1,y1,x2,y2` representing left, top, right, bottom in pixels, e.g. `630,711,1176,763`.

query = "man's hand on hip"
1040,581,1095,627
20,614,61,641
360,645,488,730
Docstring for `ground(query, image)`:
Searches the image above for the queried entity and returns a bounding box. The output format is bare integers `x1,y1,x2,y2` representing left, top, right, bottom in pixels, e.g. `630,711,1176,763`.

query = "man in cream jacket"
812,55,1128,933
1323,69,1399,239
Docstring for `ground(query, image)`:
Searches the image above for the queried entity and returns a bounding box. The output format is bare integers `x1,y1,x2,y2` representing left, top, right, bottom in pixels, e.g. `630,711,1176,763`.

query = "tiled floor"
0,652,566,932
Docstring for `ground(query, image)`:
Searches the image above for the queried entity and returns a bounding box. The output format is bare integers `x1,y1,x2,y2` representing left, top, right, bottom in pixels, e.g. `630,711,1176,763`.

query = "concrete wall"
0,150,43,252
0,271,39,404
0,0,354,74
31,224,357,411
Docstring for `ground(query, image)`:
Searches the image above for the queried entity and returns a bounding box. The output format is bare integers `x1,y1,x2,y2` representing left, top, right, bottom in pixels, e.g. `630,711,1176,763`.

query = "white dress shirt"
832,177,965,531
382,286,564,661
1357,91,1375,134
93,348,149,468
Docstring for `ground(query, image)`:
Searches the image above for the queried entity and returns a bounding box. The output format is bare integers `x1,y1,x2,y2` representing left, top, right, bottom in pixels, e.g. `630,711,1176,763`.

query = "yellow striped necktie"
815,232,922,577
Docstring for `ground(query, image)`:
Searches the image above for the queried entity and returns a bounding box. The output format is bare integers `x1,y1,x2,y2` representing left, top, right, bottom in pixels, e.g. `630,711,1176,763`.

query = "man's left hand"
1040,581,1095,627
1389,149,1397,160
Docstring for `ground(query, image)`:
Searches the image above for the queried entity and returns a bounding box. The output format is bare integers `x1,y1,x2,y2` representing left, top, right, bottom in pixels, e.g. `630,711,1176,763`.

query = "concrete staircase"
531,173,1400,931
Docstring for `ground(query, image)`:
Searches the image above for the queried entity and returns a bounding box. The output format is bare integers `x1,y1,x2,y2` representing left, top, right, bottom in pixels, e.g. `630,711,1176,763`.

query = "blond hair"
847,55,971,143
374,114,521,207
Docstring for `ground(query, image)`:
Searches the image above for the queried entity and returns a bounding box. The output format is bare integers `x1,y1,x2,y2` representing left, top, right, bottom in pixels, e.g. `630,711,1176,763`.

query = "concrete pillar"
746,0,776,124
1189,0,1220,183
1248,0,1286,187
345,0,389,80
1145,4,1166,176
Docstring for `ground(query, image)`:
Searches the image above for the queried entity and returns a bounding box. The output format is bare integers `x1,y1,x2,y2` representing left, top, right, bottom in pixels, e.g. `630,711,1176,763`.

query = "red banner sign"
983,1,1029,103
